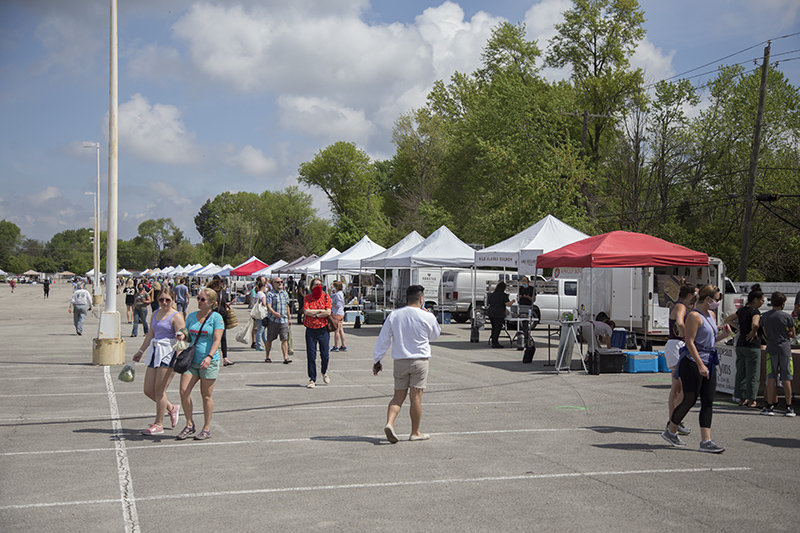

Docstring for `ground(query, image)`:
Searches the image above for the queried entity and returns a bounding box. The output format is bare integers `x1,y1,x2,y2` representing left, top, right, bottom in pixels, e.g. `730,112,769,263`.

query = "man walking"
265,277,292,364
373,285,441,443
68,284,93,335
174,277,189,319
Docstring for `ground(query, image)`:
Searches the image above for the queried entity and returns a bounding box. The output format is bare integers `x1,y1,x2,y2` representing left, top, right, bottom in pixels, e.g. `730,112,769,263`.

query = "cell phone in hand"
373,362,382,374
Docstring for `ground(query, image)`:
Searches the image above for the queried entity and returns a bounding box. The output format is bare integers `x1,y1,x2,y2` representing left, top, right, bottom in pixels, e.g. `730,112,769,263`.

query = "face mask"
521,283,529,288
312,285,323,299
707,299,719,310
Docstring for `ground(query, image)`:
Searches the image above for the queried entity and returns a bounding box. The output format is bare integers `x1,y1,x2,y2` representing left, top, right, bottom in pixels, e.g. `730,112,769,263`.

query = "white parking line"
0,401,522,425
0,467,751,510
103,366,140,533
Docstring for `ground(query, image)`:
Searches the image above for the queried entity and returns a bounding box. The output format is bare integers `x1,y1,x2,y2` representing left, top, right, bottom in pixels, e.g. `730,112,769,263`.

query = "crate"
595,349,625,373
365,311,386,325
657,352,670,372
436,311,451,324
623,351,659,373
344,311,364,323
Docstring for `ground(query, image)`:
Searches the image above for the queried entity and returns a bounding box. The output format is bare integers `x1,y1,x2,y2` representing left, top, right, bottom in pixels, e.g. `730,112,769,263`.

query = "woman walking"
124,279,136,324
662,284,731,453
303,277,332,388
132,288,185,435
176,287,224,440
664,283,695,435
487,282,514,348
206,277,234,366
725,284,764,408
330,280,347,352
253,279,269,356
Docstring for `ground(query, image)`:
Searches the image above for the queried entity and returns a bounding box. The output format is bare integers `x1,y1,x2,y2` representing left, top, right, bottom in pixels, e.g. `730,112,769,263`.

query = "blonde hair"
199,287,218,310
697,284,719,303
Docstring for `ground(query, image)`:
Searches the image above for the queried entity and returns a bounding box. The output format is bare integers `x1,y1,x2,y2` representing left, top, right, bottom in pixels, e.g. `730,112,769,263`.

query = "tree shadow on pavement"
743,437,800,448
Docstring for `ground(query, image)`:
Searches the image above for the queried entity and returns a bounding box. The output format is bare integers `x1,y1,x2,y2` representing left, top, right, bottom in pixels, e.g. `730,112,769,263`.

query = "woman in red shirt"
303,277,332,388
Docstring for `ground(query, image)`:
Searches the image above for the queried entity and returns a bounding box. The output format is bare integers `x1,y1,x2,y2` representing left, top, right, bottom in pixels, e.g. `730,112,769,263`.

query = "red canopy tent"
229,256,269,276
536,231,708,269
536,232,709,370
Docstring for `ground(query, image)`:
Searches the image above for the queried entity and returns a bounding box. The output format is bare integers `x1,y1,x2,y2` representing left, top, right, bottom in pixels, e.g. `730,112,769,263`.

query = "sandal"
747,400,759,408
264,357,272,363
176,425,195,440
283,359,292,364
194,429,211,440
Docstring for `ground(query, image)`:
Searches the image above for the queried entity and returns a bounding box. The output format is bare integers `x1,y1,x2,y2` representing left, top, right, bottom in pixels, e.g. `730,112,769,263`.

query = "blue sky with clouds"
1,0,797,243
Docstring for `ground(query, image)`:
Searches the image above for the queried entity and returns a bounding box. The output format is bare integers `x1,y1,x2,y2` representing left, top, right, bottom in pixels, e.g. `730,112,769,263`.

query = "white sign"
715,344,736,394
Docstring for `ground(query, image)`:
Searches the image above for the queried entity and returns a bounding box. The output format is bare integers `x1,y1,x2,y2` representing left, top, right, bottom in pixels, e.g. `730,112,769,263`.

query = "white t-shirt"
373,305,441,363
70,289,93,307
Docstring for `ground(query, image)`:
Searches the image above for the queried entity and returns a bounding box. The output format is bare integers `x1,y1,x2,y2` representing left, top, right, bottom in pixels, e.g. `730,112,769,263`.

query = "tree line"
3,1,798,280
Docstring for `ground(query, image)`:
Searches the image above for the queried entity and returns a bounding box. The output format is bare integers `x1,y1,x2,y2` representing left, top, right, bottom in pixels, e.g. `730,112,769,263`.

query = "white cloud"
115,94,200,165
279,95,377,145
27,186,62,206
225,145,278,176
632,39,676,86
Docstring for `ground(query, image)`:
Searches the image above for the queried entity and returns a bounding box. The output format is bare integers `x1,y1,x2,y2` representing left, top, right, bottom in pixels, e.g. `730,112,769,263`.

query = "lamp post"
83,141,102,305
84,191,98,287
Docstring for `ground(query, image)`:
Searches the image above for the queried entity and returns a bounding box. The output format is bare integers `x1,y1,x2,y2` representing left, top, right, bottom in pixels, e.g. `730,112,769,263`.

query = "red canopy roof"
536,231,708,268
229,257,269,276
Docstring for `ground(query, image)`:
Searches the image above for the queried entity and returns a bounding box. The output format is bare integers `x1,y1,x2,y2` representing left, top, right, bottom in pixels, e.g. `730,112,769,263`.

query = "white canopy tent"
251,259,288,277
476,215,589,276
383,226,475,268
282,255,319,274
319,236,385,273
297,249,340,276
117,268,132,276
361,230,425,314
274,256,307,275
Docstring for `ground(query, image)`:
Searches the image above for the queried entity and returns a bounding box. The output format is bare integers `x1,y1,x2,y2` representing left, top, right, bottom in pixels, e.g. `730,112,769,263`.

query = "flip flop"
264,358,272,363
283,359,292,364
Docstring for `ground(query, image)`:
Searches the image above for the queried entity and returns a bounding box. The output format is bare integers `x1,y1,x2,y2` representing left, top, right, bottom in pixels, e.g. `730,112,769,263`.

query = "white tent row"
320,236,385,273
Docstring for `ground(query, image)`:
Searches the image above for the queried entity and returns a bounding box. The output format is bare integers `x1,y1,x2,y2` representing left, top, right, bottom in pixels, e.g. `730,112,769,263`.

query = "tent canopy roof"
361,231,425,267
383,226,475,268
230,256,269,276
475,215,589,268
319,236,385,272
536,231,709,268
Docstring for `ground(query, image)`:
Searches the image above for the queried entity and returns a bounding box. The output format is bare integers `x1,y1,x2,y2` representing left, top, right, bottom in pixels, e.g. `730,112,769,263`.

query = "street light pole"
83,141,102,304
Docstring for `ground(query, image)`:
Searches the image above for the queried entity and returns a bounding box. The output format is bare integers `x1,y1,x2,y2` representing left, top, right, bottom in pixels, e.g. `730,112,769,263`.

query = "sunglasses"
197,297,207,302
158,298,172,303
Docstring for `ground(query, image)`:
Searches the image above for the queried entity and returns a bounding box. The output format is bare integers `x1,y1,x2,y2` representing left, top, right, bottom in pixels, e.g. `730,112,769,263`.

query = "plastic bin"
623,351,659,373
657,352,670,372
436,311,451,324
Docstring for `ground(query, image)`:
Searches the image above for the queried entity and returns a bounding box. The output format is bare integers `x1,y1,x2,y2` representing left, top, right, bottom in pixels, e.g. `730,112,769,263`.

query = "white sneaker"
323,373,330,384
306,381,315,388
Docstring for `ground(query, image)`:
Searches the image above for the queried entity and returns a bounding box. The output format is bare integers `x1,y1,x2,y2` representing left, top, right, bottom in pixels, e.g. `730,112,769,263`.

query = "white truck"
441,269,518,323
576,257,744,340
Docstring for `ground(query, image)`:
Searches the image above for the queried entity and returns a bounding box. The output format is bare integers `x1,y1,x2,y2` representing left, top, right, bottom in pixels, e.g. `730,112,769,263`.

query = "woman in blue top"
662,284,731,453
176,287,224,441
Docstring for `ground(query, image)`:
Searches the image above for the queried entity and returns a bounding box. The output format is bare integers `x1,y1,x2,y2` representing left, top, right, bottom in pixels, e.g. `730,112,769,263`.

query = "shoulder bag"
224,307,238,329
174,312,212,374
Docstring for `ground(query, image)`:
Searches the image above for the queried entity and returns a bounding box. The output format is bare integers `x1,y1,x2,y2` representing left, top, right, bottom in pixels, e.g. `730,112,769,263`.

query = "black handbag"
174,312,212,374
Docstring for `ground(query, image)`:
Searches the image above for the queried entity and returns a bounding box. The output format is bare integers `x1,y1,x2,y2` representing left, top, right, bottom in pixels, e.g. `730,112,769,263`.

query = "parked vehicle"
441,269,518,323
532,278,579,324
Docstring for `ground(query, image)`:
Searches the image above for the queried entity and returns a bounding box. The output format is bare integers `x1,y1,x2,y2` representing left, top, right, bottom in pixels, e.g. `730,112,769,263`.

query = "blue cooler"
623,351,659,373
657,351,670,372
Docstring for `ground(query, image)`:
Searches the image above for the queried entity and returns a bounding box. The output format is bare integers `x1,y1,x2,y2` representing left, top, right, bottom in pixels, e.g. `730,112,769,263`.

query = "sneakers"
661,428,686,447
339,346,347,352
255,347,264,351
141,424,164,435
666,421,691,436
760,405,775,416
194,429,211,440
167,405,179,428
786,406,796,417
176,425,195,440
699,440,725,453
322,373,330,384
331,346,339,352
306,381,316,388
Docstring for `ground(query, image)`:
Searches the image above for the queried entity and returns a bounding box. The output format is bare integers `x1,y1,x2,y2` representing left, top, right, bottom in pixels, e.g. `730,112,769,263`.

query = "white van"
441,269,517,323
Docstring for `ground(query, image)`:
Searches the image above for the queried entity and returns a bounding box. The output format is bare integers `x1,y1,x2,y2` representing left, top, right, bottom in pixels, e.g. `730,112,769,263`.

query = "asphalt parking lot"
1,282,798,532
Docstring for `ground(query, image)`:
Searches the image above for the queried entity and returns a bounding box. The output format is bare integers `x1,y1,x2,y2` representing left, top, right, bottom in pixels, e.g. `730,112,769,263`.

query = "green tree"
0,219,22,266
545,0,646,162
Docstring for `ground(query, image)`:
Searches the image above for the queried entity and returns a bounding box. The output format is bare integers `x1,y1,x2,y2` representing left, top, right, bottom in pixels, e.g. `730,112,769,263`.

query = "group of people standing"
662,283,797,454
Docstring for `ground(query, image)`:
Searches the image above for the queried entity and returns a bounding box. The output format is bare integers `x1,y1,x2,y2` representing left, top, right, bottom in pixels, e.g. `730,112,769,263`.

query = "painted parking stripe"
0,467,751,510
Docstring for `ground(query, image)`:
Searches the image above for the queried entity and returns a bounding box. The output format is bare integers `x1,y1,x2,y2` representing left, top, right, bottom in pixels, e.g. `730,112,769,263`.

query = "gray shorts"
765,349,793,381
267,320,289,342
393,358,429,390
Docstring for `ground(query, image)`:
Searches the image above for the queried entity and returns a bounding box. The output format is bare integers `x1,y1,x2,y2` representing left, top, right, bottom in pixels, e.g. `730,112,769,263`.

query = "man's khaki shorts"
266,320,289,342
393,358,429,390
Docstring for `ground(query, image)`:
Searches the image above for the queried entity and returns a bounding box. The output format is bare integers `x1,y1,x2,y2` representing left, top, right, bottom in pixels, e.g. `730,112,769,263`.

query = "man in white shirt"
373,285,441,443
68,285,93,335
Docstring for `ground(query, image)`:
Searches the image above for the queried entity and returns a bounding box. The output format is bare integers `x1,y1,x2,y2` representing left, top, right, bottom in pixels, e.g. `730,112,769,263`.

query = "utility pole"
738,41,771,282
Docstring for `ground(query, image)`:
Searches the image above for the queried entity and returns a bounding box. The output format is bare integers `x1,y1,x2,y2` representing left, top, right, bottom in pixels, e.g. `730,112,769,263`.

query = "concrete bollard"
92,337,126,365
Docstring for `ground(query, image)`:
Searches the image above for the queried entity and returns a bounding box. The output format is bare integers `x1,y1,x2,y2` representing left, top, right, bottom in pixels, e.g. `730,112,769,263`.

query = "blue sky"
1,0,798,243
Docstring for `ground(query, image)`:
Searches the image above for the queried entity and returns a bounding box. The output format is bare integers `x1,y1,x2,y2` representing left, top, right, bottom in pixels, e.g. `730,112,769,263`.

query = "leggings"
671,356,716,429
